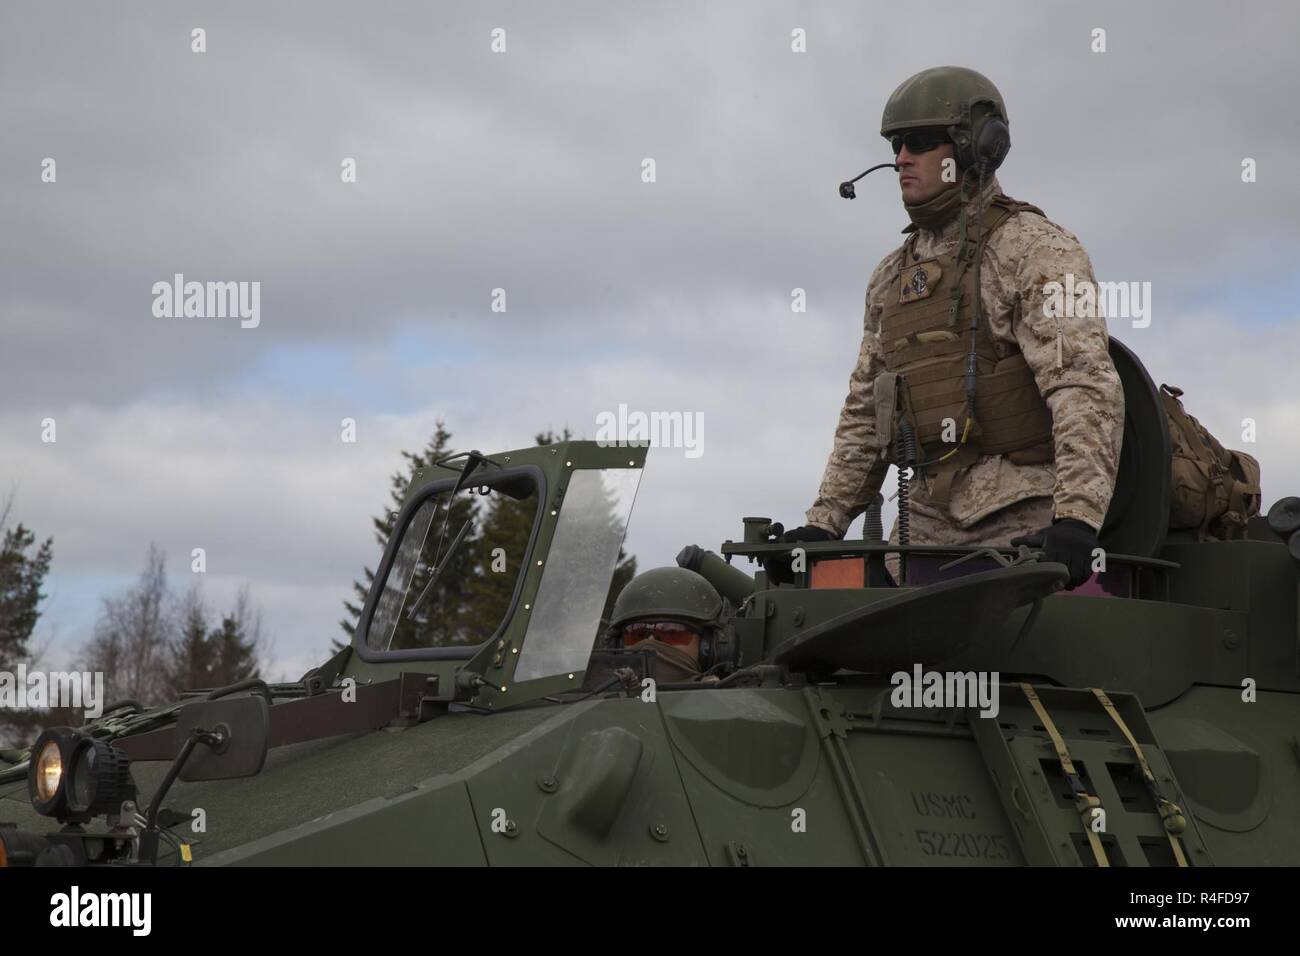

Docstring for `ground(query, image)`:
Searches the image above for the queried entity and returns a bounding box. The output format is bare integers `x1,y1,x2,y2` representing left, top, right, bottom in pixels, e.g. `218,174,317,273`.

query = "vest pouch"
873,371,900,452
972,354,1055,456
876,371,929,466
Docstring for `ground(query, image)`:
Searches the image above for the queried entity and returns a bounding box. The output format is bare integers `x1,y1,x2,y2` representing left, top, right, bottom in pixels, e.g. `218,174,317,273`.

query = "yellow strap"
1090,688,1190,867
1018,683,1109,867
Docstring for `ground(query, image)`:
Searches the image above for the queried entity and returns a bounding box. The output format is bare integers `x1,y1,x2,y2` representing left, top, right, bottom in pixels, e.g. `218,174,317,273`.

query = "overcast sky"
3,1,1298,679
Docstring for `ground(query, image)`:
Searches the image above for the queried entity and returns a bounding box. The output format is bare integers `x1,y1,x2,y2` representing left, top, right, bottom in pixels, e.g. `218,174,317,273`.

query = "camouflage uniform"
805,174,1124,550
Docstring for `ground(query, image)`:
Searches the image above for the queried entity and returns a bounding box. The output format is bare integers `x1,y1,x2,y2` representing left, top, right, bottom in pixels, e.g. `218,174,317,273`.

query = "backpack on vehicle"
1160,384,1261,540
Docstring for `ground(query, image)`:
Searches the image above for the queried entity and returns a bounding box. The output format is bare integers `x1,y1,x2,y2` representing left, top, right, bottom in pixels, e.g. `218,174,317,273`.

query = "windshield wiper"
408,449,500,623
406,517,474,621
426,449,497,569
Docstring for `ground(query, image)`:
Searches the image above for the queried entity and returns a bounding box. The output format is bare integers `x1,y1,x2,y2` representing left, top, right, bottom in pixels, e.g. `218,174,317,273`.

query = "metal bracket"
396,673,444,724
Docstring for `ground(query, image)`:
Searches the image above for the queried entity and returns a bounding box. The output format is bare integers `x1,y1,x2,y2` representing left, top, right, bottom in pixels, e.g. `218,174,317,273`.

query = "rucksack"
1160,384,1261,540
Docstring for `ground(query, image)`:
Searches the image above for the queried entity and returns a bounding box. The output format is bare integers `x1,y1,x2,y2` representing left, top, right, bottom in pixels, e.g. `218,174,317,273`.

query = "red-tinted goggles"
622,621,700,647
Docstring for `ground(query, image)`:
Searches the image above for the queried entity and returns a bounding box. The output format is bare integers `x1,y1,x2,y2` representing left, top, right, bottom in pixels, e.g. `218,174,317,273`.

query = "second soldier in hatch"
607,567,727,683
780,66,1123,588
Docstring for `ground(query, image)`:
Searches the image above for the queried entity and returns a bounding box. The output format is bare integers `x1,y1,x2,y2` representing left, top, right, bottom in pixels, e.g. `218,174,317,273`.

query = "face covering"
633,638,703,683
904,181,965,232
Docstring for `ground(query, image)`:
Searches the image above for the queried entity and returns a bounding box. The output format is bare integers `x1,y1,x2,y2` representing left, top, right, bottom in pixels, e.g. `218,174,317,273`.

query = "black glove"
762,525,835,585
1010,519,1099,588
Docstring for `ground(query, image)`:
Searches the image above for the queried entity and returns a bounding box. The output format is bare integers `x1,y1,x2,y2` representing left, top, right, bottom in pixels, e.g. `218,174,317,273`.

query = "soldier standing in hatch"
779,66,1123,588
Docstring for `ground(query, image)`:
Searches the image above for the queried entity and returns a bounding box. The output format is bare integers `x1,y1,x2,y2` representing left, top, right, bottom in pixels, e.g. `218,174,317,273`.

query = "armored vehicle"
3,341,1297,867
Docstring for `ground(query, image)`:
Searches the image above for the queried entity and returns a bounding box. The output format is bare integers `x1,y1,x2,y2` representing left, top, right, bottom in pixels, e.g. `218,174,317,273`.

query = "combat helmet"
881,66,1010,172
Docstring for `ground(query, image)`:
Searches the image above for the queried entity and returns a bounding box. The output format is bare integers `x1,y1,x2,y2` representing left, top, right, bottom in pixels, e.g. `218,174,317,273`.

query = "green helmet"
609,567,722,630
880,65,1008,136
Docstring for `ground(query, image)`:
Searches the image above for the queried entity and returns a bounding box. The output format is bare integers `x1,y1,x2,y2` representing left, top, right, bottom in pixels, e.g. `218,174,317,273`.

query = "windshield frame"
352,463,546,663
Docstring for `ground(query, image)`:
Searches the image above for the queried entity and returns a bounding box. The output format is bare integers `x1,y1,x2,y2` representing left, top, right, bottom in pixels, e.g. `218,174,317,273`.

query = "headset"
949,100,1010,174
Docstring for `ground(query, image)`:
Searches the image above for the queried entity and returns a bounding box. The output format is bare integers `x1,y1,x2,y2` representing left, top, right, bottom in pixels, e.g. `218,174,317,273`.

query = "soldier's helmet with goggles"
880,66,1010,171
608,567,723,654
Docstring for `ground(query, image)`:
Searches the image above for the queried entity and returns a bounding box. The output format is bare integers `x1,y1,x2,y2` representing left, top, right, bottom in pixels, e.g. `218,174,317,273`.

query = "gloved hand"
1009,519,1099,588
762,525,835,585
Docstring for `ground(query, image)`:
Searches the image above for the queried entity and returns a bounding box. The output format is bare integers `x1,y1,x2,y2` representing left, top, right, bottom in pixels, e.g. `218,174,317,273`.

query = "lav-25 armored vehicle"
2,340,1298,867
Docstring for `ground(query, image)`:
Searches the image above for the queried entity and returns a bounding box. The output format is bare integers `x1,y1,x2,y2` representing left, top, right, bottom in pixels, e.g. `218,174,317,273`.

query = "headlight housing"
66,737,134,817
27,728,134,823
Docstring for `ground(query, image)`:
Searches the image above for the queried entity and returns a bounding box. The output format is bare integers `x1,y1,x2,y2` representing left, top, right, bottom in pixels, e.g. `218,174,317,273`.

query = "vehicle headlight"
66,738,133,817
28,728,78,817
35,740,63,800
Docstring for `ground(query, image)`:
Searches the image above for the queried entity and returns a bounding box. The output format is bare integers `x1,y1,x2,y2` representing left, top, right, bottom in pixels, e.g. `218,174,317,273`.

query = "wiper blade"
406,517,474,621
425,448,497,581
408,449,499,625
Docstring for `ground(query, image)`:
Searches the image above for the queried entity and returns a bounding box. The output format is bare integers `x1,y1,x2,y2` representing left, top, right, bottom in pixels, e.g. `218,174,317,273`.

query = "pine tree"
170,589,215,693
209,614,259,687
0,498,54,745
0,497,54,671
166,589,261,694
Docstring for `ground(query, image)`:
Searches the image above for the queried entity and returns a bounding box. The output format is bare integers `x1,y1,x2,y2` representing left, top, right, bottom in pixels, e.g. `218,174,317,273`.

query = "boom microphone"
839,162,899,199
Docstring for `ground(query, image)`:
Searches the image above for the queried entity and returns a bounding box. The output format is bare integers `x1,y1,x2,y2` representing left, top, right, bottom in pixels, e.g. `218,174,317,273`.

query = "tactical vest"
877,195,1055,503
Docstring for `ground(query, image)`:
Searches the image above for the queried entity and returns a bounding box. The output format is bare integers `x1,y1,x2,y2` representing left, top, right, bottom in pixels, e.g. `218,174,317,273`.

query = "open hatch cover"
771,563,1068,672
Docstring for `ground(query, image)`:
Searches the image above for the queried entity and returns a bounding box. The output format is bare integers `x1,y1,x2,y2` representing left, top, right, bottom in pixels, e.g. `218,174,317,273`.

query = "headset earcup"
975,116,1010,172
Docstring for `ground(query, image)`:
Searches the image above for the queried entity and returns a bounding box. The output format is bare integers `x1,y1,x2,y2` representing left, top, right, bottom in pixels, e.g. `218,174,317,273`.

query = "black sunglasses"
889,128,950,156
